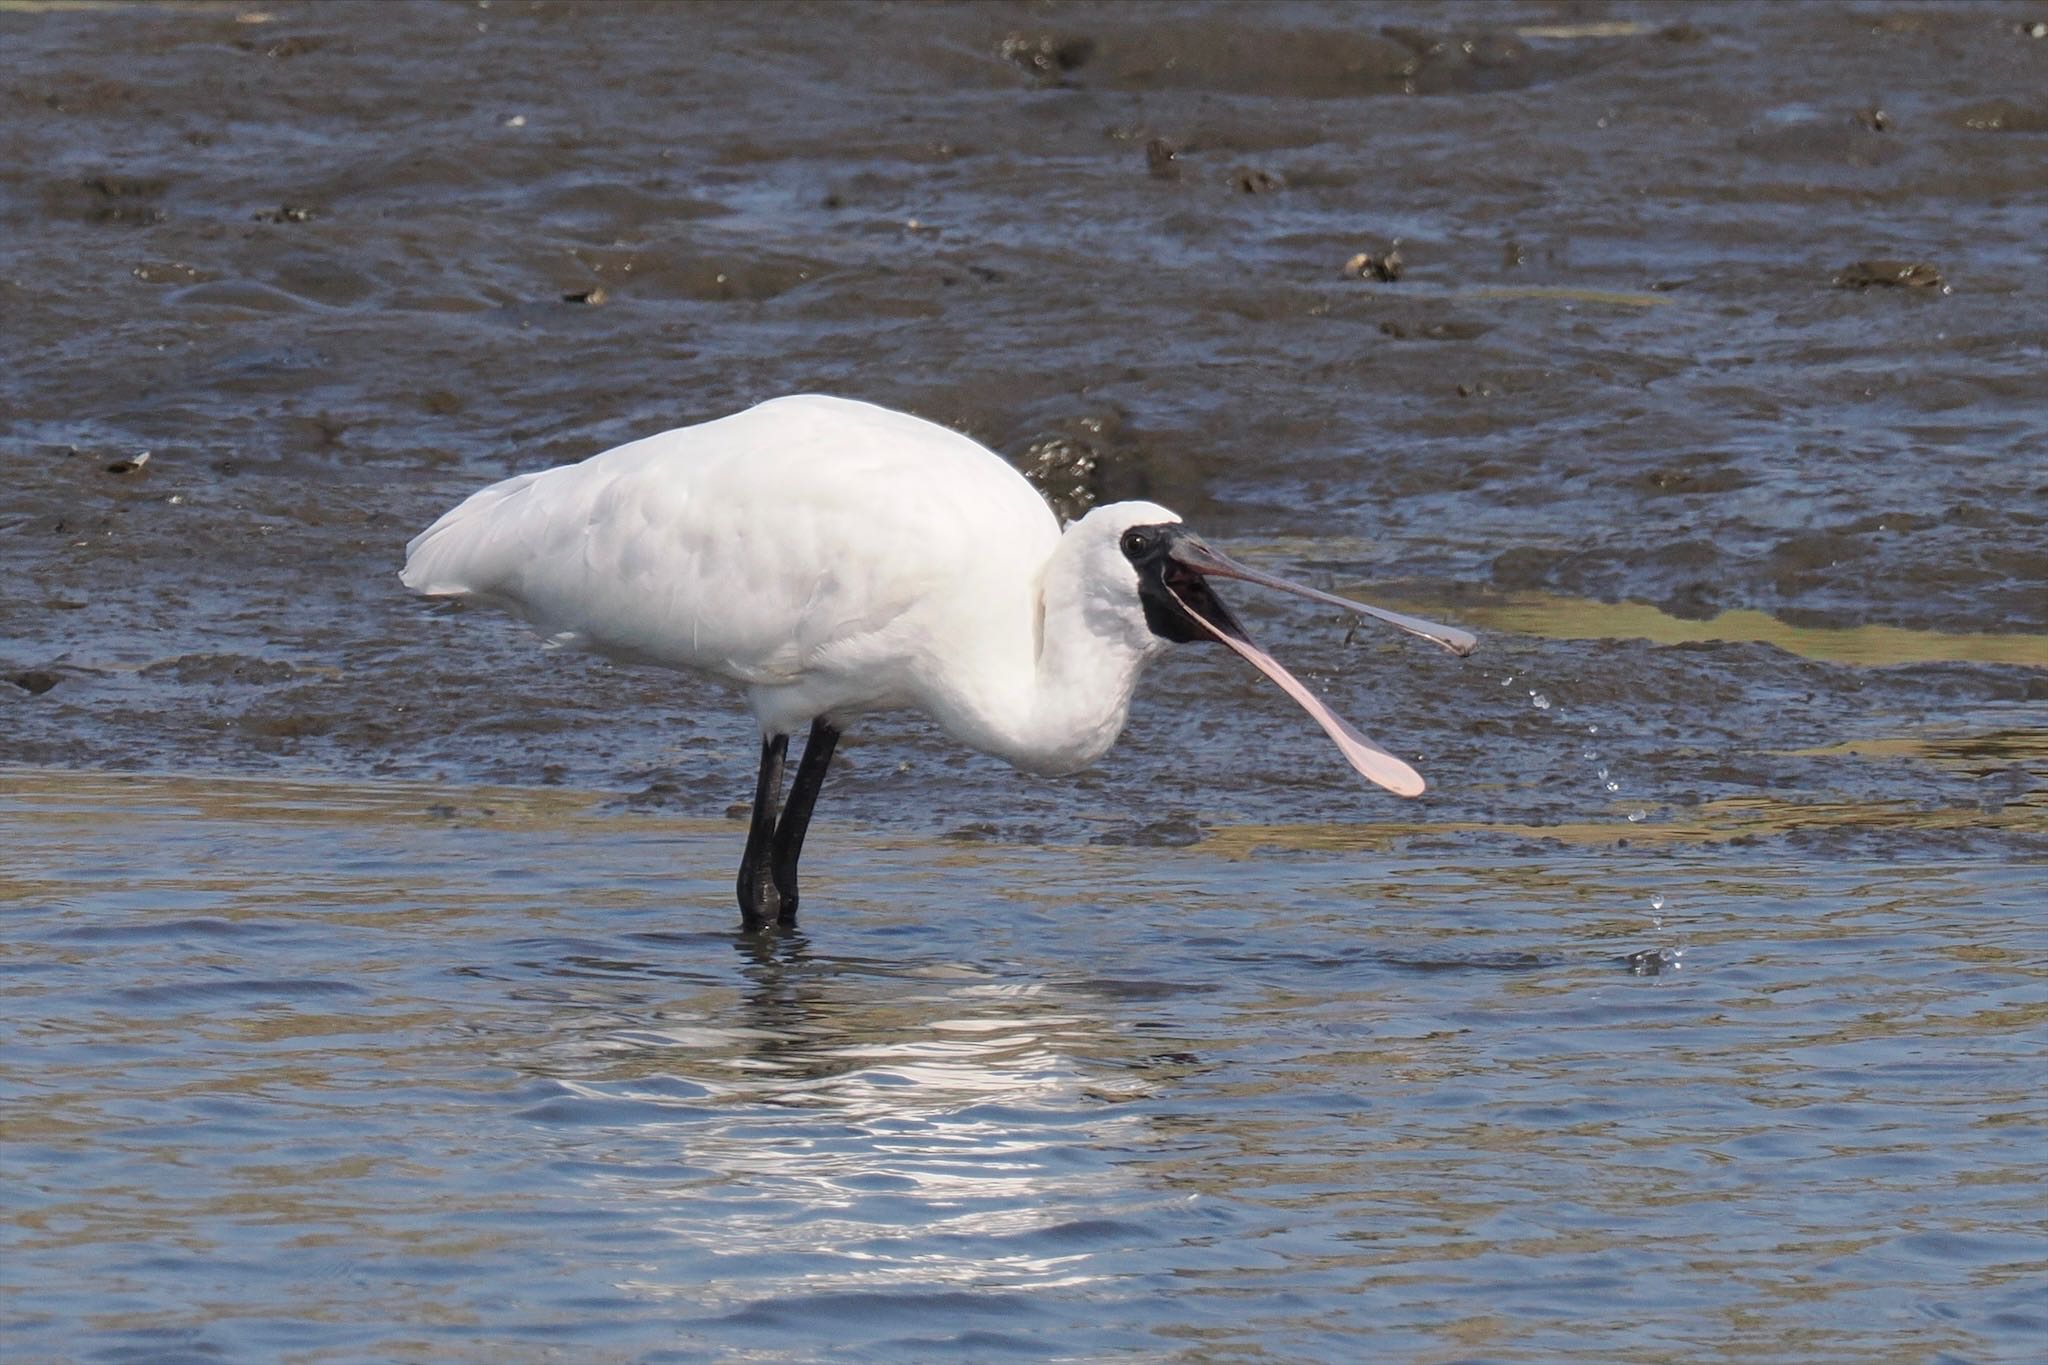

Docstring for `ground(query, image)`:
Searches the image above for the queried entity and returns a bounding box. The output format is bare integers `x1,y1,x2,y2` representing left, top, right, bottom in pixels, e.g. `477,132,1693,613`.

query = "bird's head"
1064,500,1476,797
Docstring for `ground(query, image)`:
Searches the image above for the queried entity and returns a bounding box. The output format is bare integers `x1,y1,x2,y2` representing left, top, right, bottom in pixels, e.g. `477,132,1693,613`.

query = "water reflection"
4,772,2043,1361
503,931,1162,1317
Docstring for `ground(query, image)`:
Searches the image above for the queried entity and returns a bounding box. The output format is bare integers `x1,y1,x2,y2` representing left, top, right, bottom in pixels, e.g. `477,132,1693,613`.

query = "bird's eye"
1120,528,1156,559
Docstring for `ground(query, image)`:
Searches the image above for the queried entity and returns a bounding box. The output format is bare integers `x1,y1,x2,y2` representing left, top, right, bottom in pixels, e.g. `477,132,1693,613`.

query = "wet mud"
2,1,2043,845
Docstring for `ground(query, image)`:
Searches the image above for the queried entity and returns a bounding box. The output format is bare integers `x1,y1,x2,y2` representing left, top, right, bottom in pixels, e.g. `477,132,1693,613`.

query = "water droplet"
1625,946,1683,977
1531,692,1551,710
1605,780,1620,793
1596,767,1609,781
1626,809,1645,823
1582,748,1599,761
1501,675,1516,687
1587,725,1599,734
1651,894,1665,911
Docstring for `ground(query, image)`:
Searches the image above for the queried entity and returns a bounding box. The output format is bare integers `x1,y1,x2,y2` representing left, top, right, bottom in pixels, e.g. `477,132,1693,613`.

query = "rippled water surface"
5,772,2045,1362
3,0,2046,1360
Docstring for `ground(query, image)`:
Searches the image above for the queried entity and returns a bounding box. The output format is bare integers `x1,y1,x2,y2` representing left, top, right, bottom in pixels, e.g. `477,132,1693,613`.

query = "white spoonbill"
402,395,1474,929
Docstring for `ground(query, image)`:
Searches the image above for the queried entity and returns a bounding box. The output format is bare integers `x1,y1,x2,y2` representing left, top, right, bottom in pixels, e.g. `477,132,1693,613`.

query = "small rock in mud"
1011,408,1154,525
999,31,1094,83
561,287,608,305
252,203,316,223
1855,105,1891,132
1144,137,1180,178
6,670,62,696
104,451,151,475
1017,434,1102,526
1832,259,1943,290
1344,246,1404,282
1230,167,1284,194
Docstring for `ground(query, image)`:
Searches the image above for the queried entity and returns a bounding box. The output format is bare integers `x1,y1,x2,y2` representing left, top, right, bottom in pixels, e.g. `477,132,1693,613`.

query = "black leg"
736,732,788,931
769,718,841,925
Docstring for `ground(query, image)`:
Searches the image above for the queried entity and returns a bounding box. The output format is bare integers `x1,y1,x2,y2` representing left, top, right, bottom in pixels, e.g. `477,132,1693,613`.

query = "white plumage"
404,394,1473,928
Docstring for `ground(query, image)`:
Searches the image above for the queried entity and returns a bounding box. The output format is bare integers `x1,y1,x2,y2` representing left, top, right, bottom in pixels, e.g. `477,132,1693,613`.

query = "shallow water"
3,0,2046,1360
4,771,2045,1362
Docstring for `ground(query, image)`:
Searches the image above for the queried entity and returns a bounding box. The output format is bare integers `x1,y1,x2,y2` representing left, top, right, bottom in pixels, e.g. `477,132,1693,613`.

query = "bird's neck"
934,543,1166,777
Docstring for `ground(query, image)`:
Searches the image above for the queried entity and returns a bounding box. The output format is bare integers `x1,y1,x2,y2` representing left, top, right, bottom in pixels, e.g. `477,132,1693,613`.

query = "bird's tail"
400,470,545,597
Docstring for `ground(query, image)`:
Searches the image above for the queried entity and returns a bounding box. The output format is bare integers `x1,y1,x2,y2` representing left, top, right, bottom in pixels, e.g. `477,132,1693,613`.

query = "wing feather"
401,396,1060,688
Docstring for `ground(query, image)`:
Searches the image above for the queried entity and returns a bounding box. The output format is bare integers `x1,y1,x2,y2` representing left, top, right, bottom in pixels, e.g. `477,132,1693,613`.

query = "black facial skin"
1120,524,1250,644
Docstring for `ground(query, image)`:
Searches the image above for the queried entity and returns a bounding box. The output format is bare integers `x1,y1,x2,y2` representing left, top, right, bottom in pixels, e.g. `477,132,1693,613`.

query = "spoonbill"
402,395,1474,930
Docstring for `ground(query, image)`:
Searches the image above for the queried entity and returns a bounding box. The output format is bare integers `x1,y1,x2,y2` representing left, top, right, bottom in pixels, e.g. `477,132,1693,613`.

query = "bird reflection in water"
520,929,1169,1310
